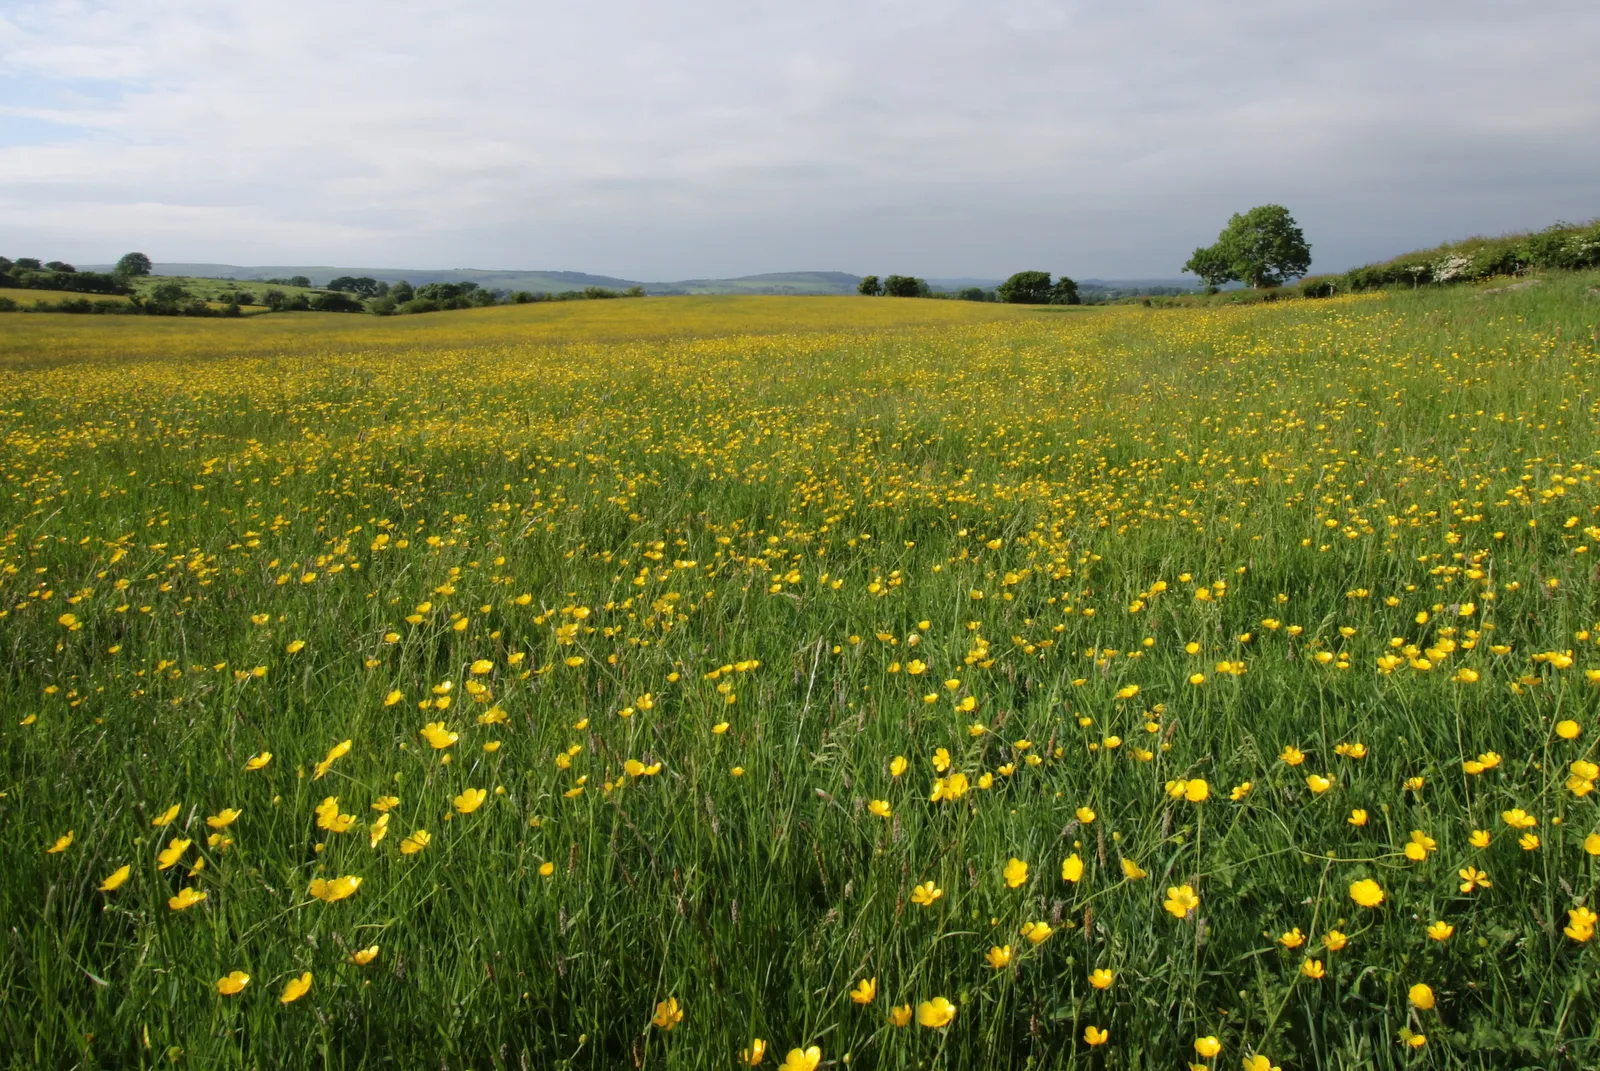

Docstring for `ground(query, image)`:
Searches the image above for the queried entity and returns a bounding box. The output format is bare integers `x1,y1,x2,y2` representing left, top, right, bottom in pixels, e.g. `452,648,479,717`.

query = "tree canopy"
1184,205,1311,289
881,274,930,298
114,252,153,277
997,271,1080,305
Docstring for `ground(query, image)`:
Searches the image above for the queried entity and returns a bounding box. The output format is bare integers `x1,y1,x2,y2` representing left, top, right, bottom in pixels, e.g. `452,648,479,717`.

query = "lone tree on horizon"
1184,205,1311,290
114,252,153,277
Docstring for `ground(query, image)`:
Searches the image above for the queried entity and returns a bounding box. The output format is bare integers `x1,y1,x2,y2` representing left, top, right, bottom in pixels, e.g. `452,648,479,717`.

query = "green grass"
1,282,1598,1070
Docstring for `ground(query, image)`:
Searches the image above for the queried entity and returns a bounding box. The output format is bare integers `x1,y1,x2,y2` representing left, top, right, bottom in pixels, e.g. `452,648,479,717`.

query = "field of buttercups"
2,282,1598,1069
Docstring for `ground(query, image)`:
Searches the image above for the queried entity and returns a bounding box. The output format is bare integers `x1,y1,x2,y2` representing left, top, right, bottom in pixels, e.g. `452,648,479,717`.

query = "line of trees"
857,274,932,297
0,256,130,296
856,272,1080,304
0,251,653,318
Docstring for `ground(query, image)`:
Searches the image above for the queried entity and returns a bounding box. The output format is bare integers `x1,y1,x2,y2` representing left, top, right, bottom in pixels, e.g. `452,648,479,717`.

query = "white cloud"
1,0,1596,277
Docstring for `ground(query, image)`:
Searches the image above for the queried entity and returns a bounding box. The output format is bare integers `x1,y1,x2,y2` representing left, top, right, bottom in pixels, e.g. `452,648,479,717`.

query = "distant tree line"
1181,208,1600,300
0,256,130,296
856,271,1079,305
362,280,647,316
0,252,650,317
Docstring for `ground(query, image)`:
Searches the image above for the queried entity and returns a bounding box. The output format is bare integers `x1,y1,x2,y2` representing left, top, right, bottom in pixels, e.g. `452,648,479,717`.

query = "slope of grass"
0,287,1597,1070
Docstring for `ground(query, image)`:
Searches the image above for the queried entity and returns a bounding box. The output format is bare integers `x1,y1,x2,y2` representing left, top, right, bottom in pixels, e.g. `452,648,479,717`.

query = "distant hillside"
650,272,862,296
82,263,1208,299
83,263,867,296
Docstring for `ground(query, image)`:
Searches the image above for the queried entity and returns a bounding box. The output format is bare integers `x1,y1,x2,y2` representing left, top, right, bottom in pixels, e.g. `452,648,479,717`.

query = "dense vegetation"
2,279,1598,1069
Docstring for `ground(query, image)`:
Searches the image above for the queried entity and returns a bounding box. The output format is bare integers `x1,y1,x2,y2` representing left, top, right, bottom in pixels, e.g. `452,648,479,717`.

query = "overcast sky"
2,1,1596,281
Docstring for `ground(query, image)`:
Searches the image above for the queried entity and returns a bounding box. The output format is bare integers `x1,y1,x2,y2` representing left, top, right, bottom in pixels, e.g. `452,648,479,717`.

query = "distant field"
0,293,1050,366
0,286,132,307
2,278,1599,1069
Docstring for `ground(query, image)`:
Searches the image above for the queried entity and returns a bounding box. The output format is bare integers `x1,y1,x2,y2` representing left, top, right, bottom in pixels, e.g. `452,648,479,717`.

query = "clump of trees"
367,281,645,316
0,251,656,318
996,271,1080,305
0,254,130,296
857,274,932,297
1184,205,1311,292
327,276,388,297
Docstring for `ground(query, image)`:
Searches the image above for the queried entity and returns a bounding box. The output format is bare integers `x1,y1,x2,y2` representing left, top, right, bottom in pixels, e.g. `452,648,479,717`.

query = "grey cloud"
0,0,1596,278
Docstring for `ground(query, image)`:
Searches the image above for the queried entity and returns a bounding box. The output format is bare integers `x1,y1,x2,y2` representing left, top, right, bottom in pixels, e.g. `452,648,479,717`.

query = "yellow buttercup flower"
1088,968,1113,989
453,787,487,814
1061,853,1084,882
1084,1025,1109,1046
1564,906,1597,942
1121,858,1148,880
868,799,892,818
986,944,1013,968
349,945,380,965
916,996,957,1028
1003,857,1029,888
849,977,876,1004
1349,879,1384,908
1502,808,1537,830
245,752,272,771
1408,983,1434,1010
307,875,363,902
1164,885,1199,919
651,996,683,1030
1194,1036,1222,1058
400,829,431,854
911,880,942,906
313,739,351,779
98,864,132,892
740,1038,767,1065
419,722,458,750
777,1046,820,1071
151,803,182,827
168,887,206,911
157,838,192,870
206,808,242,829
1019,920,1054,944
280,972,312,1004
216,971,250,995
46,831,73,854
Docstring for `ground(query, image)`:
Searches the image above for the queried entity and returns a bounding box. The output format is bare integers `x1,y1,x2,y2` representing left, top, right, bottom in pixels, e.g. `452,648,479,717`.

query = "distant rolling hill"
85,264,1202,298
90,263,867,296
